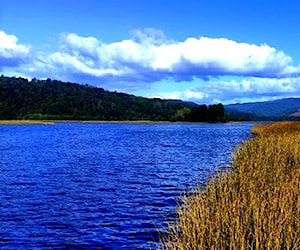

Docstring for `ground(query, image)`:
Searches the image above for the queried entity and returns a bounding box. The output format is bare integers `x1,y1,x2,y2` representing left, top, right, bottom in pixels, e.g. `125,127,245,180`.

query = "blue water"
0,122,254,249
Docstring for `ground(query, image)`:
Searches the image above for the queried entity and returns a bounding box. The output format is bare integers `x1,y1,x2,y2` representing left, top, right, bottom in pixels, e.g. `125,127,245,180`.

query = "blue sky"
1,0,300,104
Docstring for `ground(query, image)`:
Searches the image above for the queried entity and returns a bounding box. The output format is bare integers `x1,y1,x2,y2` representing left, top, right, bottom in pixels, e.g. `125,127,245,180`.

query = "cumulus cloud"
2,28,300,103
2,29,300,83
0,31,31,68
156,77,300,104
131,28,169,45
42,31,299,84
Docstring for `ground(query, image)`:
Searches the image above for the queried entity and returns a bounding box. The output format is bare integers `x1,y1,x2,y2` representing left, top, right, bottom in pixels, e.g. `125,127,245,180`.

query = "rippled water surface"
0,122,254,249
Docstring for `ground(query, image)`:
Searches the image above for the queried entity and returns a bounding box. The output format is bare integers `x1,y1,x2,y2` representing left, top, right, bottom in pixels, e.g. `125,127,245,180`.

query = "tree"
186,103,226,122
187,105,207,122
207,103,226,122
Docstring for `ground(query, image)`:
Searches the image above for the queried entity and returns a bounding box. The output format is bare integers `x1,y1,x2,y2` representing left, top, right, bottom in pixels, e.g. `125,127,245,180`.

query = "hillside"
0,76,227,122
225,98,300,119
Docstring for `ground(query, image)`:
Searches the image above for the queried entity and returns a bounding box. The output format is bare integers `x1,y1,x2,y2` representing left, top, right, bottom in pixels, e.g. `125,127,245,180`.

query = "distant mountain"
225,98,300,119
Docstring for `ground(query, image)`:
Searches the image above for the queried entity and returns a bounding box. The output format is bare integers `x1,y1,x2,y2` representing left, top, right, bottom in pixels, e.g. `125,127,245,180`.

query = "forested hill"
225,98,300,120
0,76,227,122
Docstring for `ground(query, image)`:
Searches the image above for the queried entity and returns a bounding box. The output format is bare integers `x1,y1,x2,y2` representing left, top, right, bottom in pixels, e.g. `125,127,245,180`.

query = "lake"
0,122,254,249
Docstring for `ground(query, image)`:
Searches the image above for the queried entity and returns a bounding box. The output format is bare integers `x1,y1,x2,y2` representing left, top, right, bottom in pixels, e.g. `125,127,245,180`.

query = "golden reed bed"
0,120,54,125
162,121,300,249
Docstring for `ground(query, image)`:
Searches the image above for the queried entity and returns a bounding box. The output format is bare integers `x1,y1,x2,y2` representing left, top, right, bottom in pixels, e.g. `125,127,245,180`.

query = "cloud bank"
156,77,300,104
1,29,300,103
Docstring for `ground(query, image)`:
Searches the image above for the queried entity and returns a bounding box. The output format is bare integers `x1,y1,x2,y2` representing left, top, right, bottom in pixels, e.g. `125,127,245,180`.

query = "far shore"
0,120,55,125
0,119,251,125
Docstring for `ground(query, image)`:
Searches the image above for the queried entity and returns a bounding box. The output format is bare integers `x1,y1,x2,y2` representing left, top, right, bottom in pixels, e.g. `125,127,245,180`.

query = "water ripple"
0,122,254,249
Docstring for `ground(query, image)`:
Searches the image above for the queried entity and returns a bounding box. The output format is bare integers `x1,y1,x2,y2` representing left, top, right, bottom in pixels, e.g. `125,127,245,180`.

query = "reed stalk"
162,121,300,249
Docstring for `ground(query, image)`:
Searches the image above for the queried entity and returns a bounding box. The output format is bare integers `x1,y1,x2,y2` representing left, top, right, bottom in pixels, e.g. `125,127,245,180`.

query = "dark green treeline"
0,76,227,122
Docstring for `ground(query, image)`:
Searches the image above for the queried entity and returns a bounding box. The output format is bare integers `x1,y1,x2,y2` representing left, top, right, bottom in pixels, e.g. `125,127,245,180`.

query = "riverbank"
0,119,243,125
162,121,300,249
0,120,54,125
0,119,181,125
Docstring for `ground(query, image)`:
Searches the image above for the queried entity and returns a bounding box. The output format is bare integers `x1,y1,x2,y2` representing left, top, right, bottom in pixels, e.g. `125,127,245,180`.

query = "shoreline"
162,121,300,249
0,120,55,125
0,119,251,125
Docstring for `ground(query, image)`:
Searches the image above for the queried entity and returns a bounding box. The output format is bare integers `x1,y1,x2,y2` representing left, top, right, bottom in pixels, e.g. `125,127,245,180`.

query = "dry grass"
0,120,54,125
162,121,300,249
252,121,300,136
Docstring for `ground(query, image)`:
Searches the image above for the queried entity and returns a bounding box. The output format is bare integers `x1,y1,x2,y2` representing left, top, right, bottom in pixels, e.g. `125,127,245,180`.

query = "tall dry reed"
162,122,300,249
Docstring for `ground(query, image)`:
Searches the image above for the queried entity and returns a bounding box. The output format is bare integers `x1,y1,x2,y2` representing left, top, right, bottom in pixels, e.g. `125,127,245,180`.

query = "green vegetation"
186,104,227,122
162,121,300,249
0,76,227,122
225,110,267,121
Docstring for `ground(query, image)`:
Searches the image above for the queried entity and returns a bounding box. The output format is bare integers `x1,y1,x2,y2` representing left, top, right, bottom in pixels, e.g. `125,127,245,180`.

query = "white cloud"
0,31,31,67
2,29,299,83
131,28,168,45
156,77,300,104
2,28,300,103
53,32,297,81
